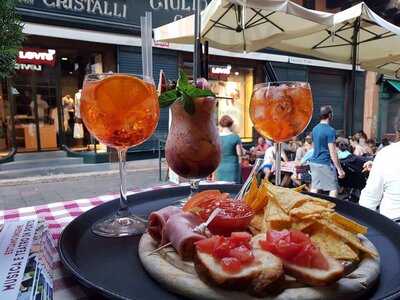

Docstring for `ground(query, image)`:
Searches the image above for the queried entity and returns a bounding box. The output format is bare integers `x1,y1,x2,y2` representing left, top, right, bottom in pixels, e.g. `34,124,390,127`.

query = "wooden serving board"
139,233,380,300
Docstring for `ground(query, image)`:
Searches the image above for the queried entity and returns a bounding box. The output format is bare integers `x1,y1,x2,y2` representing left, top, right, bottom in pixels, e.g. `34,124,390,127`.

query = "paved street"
0,159,169,210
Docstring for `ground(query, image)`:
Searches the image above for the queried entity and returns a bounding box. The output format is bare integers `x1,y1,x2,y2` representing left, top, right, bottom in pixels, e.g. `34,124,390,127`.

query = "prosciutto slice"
164,212,205,260
147,206,181,242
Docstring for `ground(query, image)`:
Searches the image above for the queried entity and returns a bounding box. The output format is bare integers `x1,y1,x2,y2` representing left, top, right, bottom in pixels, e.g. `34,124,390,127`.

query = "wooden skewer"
147,242,172,256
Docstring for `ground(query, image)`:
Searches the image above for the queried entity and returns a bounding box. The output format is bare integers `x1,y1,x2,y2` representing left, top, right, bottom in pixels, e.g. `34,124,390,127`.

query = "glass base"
92,214,146,237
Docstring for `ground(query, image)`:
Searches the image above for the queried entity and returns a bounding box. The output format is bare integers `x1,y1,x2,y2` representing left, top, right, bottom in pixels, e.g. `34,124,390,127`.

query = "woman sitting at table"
216,115,244,183
250,137,270,159
262,145,288,183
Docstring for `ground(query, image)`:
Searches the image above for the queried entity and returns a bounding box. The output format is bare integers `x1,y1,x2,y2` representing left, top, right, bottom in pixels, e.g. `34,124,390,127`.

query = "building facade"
0,0,367,161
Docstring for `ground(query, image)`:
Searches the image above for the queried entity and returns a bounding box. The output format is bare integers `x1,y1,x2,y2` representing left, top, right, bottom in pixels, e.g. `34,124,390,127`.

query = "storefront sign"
16,48,56,66
17,0,210,30
211,65,231,75
15,64,43,71
14,48,56,72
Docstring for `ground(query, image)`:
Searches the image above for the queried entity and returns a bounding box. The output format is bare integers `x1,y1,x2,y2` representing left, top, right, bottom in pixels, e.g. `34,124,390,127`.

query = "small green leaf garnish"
158,69,215,114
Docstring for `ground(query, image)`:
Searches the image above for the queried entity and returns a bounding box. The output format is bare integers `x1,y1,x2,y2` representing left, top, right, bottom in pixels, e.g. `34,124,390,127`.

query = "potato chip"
267,184,308,213
250,180,269,212
265,198,291,222
316,219,377,257
264,220,291,231
290,218,315,231
310,227,359,261
244,178,258,206
250,212,264,231
331,213,368,235
307,196,336,209
292,184,306,192
289,202,334,219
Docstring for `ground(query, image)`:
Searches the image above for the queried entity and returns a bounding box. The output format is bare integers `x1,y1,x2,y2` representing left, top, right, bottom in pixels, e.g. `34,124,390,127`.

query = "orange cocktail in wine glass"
81,73,159,237
250,82,313,184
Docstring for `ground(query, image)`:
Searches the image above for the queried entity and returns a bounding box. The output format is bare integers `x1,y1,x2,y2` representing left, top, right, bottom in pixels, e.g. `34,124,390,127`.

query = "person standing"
216,115,243,183
309,106,345,197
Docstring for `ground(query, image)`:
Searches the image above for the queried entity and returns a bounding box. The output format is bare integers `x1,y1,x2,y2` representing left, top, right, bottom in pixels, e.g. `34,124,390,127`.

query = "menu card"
0,219,54,300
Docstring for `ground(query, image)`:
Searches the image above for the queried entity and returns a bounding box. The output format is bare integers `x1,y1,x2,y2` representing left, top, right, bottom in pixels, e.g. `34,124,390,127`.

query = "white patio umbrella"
271,2,400,76
268,2,400,134
154,0,334,53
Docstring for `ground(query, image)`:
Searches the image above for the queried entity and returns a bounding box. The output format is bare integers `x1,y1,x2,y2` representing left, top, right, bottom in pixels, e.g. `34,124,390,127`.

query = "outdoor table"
0,183,183,300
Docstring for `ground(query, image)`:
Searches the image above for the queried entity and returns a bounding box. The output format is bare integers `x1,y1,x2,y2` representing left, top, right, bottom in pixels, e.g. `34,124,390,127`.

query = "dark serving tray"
59,184,400,300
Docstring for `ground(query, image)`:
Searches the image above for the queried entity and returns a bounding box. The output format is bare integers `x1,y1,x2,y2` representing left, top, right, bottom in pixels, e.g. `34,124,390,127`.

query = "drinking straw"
145,11,153,79
140,16,148,78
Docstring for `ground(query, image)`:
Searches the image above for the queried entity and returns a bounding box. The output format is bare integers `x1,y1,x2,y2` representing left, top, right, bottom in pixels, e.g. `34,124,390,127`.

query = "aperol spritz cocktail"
81,73,159,237
249,82,313,142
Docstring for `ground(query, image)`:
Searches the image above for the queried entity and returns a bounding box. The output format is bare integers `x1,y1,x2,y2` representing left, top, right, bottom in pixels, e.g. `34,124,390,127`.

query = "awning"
387,79,400,92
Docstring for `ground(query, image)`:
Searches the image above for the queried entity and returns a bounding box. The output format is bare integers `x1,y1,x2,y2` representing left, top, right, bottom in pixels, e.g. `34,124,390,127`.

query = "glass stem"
275,142,282,186
117,149,129,217
189,179,201,197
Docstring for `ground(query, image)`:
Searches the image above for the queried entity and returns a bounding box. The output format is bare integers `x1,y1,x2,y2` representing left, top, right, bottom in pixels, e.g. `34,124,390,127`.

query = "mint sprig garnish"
158,70,215,114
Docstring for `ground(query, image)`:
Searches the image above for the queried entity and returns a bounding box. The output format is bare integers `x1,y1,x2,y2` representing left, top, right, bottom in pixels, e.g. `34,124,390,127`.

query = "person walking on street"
309,106,345,197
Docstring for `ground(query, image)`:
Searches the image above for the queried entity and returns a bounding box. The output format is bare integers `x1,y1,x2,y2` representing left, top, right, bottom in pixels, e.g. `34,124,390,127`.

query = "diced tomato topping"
275,239,304,260
195,236,223,254
231,232,252,243
212,240,232,259
220,257,242,273
289,230,310,244
259,239,277,253
292,244,313,267
196,232,255,273
267,229,290,243
229,245,254,264
260,229,328,270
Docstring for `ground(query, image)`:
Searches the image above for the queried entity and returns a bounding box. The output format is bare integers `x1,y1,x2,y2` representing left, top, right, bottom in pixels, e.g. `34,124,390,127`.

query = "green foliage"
0,0,24,79
158,70,215,114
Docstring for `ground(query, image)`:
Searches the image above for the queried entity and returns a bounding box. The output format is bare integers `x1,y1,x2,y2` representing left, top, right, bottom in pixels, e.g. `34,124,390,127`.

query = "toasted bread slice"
194,247,284,295
252,233,344,287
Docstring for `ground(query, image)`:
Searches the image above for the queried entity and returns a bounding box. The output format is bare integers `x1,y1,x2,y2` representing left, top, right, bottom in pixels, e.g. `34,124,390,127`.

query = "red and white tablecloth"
0,183,184,300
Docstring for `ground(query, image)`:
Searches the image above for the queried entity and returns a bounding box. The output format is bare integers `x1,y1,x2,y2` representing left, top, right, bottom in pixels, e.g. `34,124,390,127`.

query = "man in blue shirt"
309,106,345,197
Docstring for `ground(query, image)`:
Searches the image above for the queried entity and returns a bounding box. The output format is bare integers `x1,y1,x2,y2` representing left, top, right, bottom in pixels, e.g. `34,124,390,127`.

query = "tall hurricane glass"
81,73,159,237
249,82,313,185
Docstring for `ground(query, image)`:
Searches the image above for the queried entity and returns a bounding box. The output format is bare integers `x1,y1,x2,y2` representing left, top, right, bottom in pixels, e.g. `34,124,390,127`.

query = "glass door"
12,84,40,152
11,57,59,152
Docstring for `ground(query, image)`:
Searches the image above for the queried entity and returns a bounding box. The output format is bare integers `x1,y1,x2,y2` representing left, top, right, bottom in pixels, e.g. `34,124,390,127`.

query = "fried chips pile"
245,180,377,261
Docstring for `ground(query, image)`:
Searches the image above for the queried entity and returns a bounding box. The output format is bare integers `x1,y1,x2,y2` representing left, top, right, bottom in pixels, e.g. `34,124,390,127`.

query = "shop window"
180,64,254,142
303,0,315,9
60,52,106,153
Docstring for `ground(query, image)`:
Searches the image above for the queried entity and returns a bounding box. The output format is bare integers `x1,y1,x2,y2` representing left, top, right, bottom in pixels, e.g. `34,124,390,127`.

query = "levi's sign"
16,48,56,66
17,0,210,29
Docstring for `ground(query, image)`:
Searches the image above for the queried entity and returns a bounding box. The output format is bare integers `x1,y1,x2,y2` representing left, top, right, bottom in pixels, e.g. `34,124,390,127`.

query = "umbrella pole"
204,41,209,80
193,0,201,81
347,16,361,136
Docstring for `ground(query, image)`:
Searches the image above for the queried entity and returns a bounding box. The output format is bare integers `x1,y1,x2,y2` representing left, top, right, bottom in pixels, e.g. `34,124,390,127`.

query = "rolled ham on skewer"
147,206,181,243
164,212,206,260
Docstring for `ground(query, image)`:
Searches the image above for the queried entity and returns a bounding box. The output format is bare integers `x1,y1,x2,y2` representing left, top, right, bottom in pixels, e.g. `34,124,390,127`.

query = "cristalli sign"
15,48,56,72
17,0,210,29
39,0,127,18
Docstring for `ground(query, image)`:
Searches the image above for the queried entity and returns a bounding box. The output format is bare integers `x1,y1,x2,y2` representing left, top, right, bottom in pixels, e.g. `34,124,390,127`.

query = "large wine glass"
80,73,159,237
249,82,313,185
165,96,221,206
